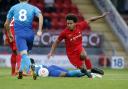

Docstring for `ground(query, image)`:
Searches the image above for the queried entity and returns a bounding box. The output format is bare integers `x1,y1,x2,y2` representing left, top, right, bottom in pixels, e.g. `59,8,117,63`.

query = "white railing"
93,0,128,53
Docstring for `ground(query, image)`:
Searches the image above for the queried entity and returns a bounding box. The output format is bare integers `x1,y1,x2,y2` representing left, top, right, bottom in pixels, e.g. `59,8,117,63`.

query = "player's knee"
12,50,18,55
20,50,28,55
80,51,87,60
80,54,86,60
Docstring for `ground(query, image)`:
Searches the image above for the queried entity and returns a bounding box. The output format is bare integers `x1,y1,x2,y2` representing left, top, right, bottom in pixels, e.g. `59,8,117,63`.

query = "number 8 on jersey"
19,9,27,21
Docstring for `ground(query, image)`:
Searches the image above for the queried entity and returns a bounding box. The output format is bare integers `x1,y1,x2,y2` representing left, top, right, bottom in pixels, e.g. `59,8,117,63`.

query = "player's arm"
87,12,109,24
37,13,43,36
48,39,60,59
4,19,13,42
3,37,9,46
48,31,65,59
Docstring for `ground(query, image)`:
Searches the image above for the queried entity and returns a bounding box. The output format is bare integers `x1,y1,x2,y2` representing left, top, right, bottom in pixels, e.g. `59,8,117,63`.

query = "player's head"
19,0,29,2
66,14,78,30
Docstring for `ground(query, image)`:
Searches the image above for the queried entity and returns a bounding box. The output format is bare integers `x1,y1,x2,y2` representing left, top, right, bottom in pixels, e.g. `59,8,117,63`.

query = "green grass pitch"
0,68,128,89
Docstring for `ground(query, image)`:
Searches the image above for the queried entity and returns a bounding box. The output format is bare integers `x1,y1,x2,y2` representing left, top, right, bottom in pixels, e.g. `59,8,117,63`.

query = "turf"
0,68,128,89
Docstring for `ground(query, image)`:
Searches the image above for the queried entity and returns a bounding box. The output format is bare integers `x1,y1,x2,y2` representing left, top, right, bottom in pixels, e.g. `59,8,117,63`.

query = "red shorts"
67,47,85,68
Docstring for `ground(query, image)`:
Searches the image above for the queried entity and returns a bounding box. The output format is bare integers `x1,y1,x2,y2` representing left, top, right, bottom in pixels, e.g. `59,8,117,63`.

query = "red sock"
85,57,92,70
11,53,16,75
16,54,21,71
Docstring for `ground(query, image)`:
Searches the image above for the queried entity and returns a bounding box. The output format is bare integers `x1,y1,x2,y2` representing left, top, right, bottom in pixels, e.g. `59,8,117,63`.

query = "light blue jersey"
35,65,68,77
7,2,41,51
7,2,41,35
35,65,84,77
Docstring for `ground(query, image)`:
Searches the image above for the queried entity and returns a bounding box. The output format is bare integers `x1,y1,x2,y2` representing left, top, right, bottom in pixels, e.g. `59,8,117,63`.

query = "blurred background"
0,0,128,69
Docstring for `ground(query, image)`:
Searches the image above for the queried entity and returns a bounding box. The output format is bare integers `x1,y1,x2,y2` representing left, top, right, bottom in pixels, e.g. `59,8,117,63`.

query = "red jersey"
58,21,89,55
10,18,15,34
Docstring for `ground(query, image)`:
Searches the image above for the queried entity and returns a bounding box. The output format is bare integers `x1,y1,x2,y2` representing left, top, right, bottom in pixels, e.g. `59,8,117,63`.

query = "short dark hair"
19,0,27,1
66,14,78,23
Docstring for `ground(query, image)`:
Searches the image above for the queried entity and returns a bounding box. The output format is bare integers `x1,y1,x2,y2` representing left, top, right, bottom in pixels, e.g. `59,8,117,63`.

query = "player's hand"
37,30,42,37
102,12,110,17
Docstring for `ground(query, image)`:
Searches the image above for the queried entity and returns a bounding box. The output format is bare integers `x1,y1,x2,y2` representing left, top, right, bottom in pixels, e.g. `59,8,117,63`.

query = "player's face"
67,20,75,31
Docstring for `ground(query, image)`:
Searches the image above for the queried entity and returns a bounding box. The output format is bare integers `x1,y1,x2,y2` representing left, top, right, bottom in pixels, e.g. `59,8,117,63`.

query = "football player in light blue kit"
30,58,102,78
30,58,85,77
4,0,43,80
36,65,85,77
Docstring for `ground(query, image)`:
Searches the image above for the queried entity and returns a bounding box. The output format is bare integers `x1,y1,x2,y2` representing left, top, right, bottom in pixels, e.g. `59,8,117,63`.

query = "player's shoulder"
76,21,88,27
10,3,19,9
15,3,35,8
25,3,38,9
26,3,36,8
10,3,25,9
76,21,82,26
60,28,68,34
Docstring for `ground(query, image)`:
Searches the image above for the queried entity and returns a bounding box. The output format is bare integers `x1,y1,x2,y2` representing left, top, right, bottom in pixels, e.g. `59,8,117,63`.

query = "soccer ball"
38,68,49,77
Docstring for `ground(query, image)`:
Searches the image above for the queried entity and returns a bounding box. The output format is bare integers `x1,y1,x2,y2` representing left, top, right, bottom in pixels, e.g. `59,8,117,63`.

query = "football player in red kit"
4,18,21,76
48,12,109,78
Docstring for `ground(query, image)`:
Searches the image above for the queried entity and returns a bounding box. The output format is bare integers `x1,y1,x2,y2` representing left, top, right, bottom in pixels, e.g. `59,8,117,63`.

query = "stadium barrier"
0,54,75,68
1,54,124,69
0,54,107,68
33,31,103,48
93,0,128,53
0,55,10,67
111,56,124,69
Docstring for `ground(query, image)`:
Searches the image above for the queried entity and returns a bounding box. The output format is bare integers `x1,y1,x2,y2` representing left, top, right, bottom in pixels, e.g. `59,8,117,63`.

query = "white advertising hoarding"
0,54,75,69
29,55,76,69
0,55,11,67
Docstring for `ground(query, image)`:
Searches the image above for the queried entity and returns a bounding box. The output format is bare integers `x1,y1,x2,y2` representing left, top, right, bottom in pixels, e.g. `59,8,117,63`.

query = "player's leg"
48,65,68,72
30,57,36,78
9,42,18,76
80,48,104,75
11,41,21,75
49,70,67,77
67,55,92,78
66,70,85,77
16,54,21,72
48,65,85,77
80,48,92,70
26,36,37,80
18,51,30,79
47,65,68,77
10,51,17,76
79,49,92,78
16,36,30,79
91,67,104,75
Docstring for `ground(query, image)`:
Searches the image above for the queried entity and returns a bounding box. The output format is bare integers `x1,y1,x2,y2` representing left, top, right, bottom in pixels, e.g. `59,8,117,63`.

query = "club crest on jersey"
70,34,82,41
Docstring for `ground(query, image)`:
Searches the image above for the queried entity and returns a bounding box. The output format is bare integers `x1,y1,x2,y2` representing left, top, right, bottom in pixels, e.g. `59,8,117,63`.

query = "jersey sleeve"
7,6,14,21
34,6,41,17
77,20,89,31
58,31,66,42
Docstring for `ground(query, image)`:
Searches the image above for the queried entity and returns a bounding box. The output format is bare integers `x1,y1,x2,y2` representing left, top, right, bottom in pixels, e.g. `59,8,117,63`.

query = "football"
38,68,49,77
